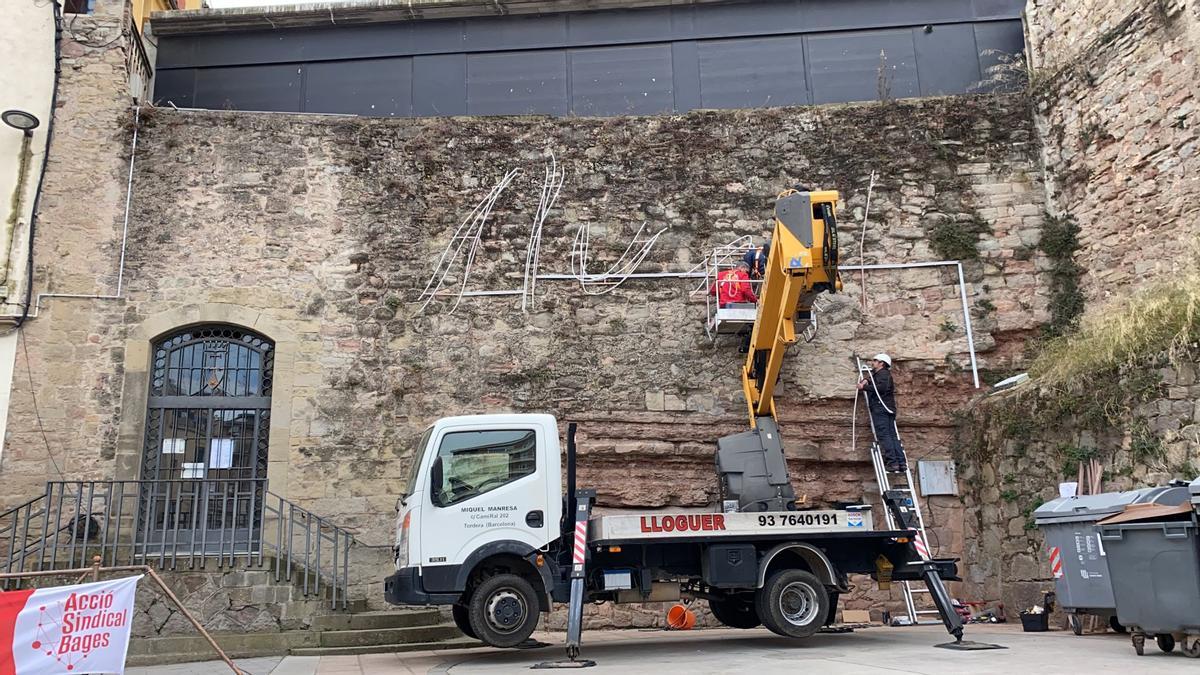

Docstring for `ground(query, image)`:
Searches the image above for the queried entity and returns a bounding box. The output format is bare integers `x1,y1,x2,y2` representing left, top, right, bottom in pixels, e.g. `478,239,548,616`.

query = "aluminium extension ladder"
855,357,940,626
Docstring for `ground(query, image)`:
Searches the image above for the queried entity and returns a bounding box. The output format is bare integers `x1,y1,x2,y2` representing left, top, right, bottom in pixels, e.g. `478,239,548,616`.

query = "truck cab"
387,414,563,645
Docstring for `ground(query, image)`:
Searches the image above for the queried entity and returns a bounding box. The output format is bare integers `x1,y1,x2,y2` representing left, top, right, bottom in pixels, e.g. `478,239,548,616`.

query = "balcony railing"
0,480,352,608
127,14,154,104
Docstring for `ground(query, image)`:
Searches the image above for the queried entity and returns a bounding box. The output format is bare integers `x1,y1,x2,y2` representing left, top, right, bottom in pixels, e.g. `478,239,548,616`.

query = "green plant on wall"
927,215,989,261
1129,420,1166,464
1039,212,1084,337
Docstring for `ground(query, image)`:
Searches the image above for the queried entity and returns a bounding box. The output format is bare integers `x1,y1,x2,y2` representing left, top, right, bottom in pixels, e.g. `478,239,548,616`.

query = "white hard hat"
873,353,892,367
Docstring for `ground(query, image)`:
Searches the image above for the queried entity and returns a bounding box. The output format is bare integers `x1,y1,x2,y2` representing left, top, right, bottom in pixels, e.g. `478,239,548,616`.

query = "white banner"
0,575,141,675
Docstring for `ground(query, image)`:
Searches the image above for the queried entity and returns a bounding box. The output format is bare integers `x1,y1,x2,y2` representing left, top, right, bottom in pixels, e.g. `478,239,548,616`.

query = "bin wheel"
1068,614,1083,636
1109,616,1127,634
1181,637,1200,658
1132,633,1145,656
1156,635,1176,653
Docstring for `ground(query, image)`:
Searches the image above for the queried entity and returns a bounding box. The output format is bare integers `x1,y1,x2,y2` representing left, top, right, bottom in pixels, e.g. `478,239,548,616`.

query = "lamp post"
4,109,42,263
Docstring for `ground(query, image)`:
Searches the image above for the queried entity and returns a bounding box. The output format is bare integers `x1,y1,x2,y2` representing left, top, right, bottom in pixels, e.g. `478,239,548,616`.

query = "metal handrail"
0,480,352,608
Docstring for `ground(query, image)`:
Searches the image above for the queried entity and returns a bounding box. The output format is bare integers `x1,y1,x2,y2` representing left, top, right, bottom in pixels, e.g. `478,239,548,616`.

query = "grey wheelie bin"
1034,486,1189,635
1098,513,1200,657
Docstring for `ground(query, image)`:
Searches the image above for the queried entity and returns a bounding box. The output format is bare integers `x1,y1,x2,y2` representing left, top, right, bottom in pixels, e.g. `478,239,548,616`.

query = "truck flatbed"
588,508,874,544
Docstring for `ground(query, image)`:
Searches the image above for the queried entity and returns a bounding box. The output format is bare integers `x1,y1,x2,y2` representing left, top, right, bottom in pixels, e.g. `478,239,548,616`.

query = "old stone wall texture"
2,7,132,482
4,92,1051,625
1028,0,1200,302
951,0,1200,619
956,355,1200,619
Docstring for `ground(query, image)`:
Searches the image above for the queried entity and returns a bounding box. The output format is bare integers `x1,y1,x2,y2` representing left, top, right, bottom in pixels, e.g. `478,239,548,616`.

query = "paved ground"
127,624,1199,674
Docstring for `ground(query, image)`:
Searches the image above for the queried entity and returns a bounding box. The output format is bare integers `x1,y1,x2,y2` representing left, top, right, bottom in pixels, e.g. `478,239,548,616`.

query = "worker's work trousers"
870,411,905,467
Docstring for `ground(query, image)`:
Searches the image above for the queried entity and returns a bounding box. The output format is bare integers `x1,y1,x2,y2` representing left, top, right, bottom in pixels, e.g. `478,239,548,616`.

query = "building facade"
150,0,1025,116
13,0,1193,657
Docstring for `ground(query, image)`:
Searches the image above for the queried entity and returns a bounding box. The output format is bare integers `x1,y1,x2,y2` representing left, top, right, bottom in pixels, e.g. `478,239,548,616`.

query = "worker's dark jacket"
743,248,768,278
866,367,897,416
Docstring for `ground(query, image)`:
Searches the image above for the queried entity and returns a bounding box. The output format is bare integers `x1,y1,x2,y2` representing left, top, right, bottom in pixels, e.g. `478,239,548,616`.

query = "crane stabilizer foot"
918,561,965,640
531,657,596,669
933,640,1007,651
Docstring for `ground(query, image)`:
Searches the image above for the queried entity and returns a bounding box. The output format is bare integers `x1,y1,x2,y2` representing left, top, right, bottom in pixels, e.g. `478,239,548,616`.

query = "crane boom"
742,188,843,424
716,188,842,513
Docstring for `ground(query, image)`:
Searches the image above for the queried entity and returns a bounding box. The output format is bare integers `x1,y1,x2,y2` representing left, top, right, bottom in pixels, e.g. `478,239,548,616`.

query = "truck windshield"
431,429,536,507
404,427,433,498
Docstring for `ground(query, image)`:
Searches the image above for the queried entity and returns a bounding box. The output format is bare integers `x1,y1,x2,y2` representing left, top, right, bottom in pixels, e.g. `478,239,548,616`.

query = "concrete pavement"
126,624,1198,674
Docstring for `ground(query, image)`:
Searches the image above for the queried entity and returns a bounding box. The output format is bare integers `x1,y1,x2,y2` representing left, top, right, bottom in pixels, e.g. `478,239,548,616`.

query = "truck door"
419,423,552,591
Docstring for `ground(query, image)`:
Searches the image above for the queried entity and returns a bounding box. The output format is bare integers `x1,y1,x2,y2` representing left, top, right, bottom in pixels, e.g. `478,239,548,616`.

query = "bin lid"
1034,486,1189,525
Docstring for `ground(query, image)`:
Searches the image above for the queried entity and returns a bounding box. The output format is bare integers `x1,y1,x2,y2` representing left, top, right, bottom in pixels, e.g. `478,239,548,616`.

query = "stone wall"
956,352,1200,618
950,0,1200,619
3,93,1051,624
1028,0,1200,304
1,2,134,482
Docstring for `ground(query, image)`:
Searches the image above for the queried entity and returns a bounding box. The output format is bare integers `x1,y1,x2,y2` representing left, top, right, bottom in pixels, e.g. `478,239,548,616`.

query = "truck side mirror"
431,456,444,505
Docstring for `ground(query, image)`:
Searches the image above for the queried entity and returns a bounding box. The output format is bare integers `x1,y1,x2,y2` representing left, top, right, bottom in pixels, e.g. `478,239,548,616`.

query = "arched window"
140,325,274,551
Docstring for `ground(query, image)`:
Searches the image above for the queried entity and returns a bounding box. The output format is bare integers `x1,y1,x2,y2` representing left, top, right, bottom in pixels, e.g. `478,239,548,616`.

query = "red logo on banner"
29,591,129,670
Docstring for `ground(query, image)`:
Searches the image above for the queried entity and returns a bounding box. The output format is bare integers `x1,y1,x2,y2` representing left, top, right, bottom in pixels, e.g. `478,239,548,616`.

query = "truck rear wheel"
468,573,540,648
709,596,760,629
452,604,478,640
756,569,829,638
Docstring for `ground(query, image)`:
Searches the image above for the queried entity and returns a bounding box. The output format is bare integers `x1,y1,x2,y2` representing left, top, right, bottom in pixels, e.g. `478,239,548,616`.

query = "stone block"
644,390,665,411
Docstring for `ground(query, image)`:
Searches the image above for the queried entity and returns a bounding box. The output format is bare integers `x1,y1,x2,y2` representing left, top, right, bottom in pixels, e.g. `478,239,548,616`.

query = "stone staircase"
127,606,477,665
293,609,474,656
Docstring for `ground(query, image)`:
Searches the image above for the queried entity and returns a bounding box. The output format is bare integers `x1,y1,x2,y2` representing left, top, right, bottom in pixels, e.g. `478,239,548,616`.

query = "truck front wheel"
468,573,540,648
709,596,761,629
452,604,477,640
756,569,829,638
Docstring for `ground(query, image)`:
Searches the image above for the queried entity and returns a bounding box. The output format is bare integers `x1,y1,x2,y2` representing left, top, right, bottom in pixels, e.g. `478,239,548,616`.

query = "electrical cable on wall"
14,0,63,328
0,330,68,479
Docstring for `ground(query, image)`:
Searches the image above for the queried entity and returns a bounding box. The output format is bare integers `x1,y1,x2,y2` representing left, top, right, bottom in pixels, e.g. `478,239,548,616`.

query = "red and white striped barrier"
1048,546,1063,578
572,521,588,565
913,532,930,560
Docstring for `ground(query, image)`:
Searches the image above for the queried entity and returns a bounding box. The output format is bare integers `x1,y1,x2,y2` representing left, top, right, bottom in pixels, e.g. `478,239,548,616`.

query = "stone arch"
116,304,296,498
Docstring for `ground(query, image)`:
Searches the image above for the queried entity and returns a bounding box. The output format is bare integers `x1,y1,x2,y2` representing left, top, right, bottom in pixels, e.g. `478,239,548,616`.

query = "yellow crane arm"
742,189,842,426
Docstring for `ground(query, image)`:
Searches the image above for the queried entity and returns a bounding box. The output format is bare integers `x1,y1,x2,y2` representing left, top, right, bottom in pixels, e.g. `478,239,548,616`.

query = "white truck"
385,414,964,658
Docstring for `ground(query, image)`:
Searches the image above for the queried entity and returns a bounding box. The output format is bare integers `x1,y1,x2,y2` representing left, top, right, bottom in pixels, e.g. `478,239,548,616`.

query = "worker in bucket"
857,353,906,472
743,242,768,280
710,261,758,307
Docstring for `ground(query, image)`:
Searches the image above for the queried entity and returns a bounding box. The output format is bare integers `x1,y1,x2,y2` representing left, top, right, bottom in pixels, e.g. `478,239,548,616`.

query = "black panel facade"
697,36,808,109
154,0,1026,117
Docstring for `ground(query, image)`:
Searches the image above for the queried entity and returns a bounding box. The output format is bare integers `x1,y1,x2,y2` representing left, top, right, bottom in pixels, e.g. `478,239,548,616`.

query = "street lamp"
2,110,40,136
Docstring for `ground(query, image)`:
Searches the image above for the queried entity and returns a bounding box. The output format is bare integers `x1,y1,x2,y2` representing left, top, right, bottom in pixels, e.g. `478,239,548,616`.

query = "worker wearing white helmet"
857,353,906,472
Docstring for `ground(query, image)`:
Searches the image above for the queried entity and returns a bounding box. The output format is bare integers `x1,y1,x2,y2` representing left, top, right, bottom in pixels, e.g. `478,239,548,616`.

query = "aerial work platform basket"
696,236,817,342
697,237,763,339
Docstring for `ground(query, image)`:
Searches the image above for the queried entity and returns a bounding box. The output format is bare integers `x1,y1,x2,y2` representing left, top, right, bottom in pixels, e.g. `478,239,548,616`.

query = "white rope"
523,152,563,313
417,168,521,314
569,222,667,295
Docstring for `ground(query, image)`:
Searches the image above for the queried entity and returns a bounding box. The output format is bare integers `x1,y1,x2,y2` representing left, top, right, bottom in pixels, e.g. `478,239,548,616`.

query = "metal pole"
341,531,349,609
143,566,245,674
956,262,981,389
113,482,124,567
